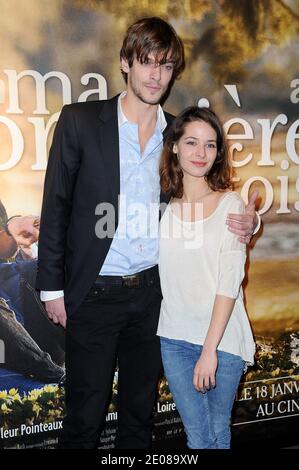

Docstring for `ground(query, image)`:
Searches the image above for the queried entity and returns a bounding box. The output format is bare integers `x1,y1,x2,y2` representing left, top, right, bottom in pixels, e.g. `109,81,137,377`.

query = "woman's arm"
193,295,235,392
194,193,246,393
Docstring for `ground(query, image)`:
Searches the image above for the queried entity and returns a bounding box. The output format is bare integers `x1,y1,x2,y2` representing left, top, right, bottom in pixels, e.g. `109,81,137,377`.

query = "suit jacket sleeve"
36,105,81,291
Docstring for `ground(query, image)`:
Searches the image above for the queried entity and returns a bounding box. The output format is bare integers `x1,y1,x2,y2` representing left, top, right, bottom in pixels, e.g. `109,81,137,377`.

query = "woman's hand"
193,348,217,393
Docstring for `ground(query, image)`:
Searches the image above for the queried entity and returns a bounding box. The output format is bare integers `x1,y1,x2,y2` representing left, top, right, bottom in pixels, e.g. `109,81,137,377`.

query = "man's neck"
121,90,159,128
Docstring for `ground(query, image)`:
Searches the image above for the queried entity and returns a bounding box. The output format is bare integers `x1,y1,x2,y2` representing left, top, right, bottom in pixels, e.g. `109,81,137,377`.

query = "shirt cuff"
253,211,261,235
40,290,64,301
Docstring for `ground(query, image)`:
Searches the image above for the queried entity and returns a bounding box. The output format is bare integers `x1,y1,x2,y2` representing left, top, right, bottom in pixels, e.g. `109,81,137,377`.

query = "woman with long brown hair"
157,106,255,449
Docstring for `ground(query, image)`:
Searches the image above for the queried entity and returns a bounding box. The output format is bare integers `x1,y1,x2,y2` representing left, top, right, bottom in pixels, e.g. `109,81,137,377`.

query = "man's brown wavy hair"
120,17,185,83
160,106,233,198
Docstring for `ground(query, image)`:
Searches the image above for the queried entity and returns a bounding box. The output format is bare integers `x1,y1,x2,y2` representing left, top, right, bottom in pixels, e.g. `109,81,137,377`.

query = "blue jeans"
160,337,244,449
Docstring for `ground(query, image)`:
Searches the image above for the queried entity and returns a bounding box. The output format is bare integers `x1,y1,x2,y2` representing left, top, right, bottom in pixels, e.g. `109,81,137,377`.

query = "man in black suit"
36,17,259,449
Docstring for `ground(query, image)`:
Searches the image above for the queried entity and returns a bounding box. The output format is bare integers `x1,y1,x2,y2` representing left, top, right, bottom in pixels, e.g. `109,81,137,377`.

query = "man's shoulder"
162,110,175,132
163,110,175,123
61,95,119,118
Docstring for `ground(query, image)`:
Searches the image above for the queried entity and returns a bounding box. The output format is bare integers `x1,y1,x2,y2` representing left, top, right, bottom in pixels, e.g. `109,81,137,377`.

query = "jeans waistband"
93,265,159,288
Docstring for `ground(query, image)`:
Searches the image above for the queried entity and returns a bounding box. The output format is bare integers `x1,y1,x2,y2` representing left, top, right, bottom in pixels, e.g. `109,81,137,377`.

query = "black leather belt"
93,265,159,288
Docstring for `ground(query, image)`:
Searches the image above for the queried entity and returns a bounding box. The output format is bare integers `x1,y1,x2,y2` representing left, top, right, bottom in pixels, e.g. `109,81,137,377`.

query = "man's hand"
226,191,259,244
45,297,67,329
7,215,40,247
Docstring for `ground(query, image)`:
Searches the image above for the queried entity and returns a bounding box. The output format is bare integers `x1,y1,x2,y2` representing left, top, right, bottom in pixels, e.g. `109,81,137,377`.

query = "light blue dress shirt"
100,93,167,276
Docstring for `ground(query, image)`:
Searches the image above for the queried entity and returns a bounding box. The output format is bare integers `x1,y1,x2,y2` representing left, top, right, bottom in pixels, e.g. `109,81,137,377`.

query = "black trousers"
59,267,163,449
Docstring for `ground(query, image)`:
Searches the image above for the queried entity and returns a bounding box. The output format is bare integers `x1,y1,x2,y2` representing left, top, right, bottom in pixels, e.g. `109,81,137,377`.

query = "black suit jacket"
36,95,174,316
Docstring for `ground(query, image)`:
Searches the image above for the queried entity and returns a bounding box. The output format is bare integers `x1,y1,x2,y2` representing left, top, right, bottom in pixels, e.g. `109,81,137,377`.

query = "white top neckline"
169,191,233,225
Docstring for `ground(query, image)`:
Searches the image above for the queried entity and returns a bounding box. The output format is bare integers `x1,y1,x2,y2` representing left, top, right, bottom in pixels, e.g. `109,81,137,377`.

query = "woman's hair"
160,106,233,198
120,17,185,83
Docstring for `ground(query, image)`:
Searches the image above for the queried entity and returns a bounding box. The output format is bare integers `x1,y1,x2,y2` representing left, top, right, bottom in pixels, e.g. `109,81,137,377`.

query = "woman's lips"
191,161,207,167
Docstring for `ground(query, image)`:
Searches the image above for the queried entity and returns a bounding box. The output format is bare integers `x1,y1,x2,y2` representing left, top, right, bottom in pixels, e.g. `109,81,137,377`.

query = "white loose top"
157,191,255,365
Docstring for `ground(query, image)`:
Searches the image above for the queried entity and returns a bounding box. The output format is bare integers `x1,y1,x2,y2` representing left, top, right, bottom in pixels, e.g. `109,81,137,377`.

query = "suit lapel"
98,95,120,225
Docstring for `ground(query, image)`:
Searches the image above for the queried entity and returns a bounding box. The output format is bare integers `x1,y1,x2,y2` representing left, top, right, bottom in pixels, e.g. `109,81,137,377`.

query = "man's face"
121,53,174,105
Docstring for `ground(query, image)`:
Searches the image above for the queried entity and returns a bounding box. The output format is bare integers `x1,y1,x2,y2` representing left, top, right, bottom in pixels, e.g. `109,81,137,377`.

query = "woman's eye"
206,143,216,148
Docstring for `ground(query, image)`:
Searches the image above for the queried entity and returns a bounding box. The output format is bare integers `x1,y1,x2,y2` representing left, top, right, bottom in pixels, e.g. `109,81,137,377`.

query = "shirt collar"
117,91,167,132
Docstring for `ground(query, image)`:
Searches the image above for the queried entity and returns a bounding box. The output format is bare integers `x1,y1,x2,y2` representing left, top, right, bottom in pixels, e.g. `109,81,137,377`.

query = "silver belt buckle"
122,274,140,288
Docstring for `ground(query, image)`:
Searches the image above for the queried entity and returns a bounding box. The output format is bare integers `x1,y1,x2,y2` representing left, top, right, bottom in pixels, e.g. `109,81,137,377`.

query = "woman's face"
173,120,218,179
